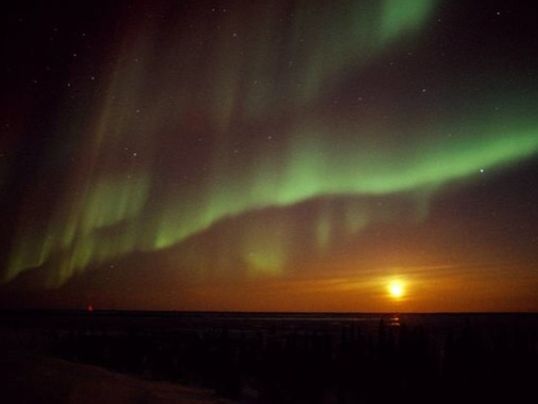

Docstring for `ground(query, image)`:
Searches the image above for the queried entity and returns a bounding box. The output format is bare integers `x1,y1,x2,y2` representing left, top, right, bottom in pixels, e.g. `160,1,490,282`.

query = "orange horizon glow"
3,262,537,313
113,263,537,313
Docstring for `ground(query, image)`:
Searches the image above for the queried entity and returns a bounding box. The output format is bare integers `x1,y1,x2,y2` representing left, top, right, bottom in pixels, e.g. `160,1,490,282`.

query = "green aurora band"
5,0,538,286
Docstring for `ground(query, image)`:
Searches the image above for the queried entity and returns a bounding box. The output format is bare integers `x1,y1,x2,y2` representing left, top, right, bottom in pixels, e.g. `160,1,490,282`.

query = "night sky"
1,0,537,311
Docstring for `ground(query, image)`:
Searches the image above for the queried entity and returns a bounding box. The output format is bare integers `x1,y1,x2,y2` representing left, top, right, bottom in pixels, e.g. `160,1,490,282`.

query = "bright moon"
388,280,405,299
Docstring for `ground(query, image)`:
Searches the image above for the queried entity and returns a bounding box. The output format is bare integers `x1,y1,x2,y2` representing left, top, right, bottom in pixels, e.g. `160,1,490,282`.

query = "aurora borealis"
1,0,537,311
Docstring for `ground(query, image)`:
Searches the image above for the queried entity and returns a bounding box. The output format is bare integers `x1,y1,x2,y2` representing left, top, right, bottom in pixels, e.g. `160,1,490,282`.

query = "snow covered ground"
1,350,231,404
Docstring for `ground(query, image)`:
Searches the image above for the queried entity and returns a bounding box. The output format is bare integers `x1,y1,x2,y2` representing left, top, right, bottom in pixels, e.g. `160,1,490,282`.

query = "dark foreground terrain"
1,311,537,403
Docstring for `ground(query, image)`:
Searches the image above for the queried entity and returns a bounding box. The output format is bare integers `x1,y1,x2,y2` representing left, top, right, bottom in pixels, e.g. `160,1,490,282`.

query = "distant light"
480,168,485,173
87,304,94,312
388,280,405,299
